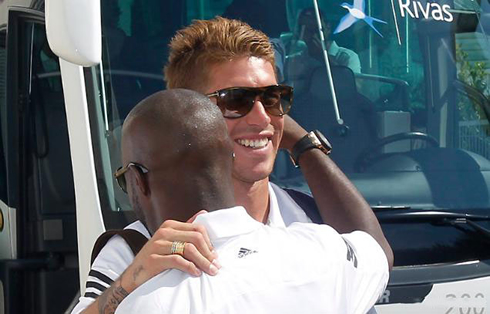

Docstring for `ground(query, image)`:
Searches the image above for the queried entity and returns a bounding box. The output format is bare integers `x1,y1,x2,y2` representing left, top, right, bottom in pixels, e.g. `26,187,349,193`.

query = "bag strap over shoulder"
90,229,148,265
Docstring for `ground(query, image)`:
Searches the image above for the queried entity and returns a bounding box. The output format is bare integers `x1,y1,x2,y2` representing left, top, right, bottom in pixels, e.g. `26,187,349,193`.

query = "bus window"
454,0,490,159
89,0,490,270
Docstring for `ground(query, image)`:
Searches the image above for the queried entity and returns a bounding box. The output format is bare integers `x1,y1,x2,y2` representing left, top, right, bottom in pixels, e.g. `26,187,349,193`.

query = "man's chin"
232,166,273,185
231,149,277,184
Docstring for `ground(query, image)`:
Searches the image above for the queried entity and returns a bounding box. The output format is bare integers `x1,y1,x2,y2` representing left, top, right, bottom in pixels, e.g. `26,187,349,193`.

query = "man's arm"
280,116,394,269
77,214,219,314
84,275,129,314
81,248,205,314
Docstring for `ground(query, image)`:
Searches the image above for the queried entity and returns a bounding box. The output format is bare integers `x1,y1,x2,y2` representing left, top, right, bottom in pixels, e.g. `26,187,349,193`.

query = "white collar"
266,182,286,228
193,206,262,241
192,183,287,240
328,40,339,55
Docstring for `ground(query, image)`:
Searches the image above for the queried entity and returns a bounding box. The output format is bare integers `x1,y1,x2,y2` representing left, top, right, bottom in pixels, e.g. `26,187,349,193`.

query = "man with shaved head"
113,89,388,313
110,89,234,285
121,89,235,230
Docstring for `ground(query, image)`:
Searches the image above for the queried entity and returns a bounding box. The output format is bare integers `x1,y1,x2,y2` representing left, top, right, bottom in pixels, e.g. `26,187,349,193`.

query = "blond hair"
164,17,275,92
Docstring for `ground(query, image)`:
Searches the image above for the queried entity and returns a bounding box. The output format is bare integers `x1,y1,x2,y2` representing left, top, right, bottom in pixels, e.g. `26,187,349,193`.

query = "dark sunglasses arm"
114,167,127,179
114,163,149,178
206,92,219,98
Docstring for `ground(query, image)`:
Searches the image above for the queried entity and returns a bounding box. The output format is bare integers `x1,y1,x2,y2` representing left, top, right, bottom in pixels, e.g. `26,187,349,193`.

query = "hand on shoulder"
121,211,220,293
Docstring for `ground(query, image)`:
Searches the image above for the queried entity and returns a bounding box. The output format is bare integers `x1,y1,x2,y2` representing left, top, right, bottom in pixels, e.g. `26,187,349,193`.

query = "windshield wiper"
377,210,490,222
376,209,490,240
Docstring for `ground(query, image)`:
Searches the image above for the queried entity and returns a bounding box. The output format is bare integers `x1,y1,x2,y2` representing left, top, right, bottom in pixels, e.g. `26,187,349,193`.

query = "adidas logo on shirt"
238,247,258,258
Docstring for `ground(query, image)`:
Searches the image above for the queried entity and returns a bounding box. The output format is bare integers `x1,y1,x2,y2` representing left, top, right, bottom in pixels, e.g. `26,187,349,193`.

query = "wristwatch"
290,130,332,167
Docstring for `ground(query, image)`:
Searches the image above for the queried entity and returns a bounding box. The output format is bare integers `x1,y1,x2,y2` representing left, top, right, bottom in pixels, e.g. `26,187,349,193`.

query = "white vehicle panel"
45,0,101,66
377,276,490,313
59,59,105,293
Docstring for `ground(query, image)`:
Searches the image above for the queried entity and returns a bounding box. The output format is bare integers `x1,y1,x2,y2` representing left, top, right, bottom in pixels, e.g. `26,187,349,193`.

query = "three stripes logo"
238,247,258,258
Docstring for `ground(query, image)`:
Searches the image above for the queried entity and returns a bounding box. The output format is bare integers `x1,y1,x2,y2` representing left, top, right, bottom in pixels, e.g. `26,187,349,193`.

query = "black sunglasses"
114,162,149,193
206,85,293,119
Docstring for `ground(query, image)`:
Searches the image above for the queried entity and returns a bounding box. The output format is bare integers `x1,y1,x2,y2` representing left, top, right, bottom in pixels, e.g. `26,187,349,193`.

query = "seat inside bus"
287,65,378,174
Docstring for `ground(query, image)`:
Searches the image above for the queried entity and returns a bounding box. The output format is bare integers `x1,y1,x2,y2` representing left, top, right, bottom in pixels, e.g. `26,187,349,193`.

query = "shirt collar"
193,206,262,241
266,182,286,227
328,40,339,55
193,183,286,240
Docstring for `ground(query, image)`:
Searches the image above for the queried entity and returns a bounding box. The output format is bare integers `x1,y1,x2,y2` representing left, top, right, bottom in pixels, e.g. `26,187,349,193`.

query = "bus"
0,0,489,313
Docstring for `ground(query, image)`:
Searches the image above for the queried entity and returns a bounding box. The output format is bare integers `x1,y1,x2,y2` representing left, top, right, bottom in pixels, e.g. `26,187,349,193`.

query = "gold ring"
170,241,186,256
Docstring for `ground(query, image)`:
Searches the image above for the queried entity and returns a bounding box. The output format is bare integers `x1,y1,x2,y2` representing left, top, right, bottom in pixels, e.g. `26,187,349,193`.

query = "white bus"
0,0,489,313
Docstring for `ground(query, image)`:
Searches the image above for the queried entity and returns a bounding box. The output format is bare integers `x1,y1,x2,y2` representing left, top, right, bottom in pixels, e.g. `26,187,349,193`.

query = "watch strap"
290,130,331,167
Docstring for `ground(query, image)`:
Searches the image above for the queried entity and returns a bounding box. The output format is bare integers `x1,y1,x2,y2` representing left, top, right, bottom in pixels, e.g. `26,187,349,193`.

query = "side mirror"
45,0,101,66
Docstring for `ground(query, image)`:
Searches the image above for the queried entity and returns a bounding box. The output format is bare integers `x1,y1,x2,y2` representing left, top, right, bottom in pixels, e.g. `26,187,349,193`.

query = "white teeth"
237,138,269,148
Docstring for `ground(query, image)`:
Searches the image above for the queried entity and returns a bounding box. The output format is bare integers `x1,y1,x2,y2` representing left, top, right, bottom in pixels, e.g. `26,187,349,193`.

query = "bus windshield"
87,0,490,266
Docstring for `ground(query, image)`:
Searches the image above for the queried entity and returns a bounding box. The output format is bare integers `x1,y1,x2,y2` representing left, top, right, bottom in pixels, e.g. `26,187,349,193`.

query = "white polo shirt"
116,207,389,314
71,183,312,313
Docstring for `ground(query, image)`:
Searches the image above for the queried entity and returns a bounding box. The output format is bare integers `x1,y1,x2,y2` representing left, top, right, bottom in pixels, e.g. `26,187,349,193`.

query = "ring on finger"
170,241,186,256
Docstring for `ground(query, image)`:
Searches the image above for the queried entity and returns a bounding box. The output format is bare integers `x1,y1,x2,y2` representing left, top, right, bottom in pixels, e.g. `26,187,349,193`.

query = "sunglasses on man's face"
206,85,293,119
114,162,149,194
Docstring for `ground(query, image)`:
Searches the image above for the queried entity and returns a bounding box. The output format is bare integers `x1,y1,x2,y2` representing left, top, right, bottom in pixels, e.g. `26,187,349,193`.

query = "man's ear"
132,167,150,196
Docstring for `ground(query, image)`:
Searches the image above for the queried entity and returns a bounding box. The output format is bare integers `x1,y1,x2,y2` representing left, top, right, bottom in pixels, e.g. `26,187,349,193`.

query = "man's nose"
244,98,272,127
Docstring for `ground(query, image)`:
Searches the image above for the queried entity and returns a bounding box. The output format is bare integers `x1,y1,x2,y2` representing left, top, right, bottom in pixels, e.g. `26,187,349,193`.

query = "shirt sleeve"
340,230,389,314
348,52,362,73
70,234,135,314
288,223,389,314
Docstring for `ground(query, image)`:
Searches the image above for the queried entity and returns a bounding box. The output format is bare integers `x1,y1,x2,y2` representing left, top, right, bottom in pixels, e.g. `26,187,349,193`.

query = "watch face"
313,130,332,152
309,134,321,146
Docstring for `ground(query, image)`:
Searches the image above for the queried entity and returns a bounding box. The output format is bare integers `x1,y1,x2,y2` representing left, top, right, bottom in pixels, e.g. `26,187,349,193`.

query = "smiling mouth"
237,138,270,149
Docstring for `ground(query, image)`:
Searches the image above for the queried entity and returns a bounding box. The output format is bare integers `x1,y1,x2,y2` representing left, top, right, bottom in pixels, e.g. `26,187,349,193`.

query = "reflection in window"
25,22,75,215
455,11,490,159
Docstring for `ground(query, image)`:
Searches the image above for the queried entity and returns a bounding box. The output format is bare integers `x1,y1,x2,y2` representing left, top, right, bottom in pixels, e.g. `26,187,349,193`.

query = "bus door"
0,9,79,314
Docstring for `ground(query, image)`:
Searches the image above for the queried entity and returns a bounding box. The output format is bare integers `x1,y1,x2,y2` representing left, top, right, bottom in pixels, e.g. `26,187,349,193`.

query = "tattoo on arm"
97,278,129,314
132,265,144,283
